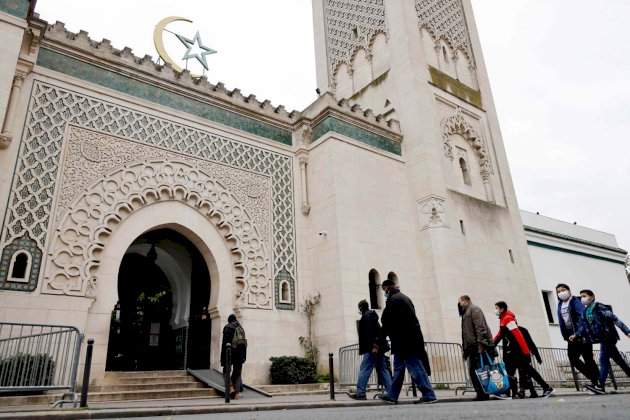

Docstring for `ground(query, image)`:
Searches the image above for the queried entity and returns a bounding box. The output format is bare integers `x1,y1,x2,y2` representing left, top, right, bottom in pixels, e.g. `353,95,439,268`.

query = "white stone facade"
0,0,598,386
522,211,630,352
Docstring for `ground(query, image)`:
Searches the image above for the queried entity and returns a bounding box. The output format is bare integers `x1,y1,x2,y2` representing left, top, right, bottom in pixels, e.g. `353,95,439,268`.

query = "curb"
3,390,629,419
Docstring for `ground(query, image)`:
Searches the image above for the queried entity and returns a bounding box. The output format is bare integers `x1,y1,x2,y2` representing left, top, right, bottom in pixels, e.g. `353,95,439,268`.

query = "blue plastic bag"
475,352,510,395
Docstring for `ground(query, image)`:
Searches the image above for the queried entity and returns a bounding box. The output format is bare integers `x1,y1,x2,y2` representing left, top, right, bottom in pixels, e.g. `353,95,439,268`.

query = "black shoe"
349,393,367,400
377,394,397,404
472,395,490,401
414,397,438,404
529,392,539,398
541,388,555,398
585,384,607,395
515,390,526,399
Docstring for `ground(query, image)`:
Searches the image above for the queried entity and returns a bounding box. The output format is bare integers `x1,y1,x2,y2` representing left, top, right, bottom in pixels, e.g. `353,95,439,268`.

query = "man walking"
572,289,630,394
459,295,495,401
349,299,393,400
555,283,600,390
379,279,437,404
221,314,247,400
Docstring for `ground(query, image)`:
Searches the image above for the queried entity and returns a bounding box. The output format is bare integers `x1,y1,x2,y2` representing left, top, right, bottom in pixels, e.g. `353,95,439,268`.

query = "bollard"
224,343,232,403
79,338,94,408
328,352,335,400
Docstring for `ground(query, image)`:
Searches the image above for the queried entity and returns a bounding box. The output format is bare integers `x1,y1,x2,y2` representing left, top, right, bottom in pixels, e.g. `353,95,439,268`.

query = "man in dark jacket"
555,283,599,388
379,280,437,405
221,314,247,399
459,295,495,401
572,289,630,394
349,299,393,400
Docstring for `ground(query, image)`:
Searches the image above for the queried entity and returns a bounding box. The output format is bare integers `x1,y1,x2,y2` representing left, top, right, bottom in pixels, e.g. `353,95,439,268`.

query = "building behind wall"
0,0,554,384
522,211,630,352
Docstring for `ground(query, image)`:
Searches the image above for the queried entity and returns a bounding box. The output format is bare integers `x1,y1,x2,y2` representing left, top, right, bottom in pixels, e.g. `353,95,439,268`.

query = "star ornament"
176,31,217,71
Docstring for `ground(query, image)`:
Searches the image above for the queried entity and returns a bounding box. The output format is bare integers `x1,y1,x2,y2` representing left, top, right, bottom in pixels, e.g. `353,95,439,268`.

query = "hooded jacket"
556,295,584,341
221,320,247,365
576,302,630,344
381,288,431,375
493,309,530,360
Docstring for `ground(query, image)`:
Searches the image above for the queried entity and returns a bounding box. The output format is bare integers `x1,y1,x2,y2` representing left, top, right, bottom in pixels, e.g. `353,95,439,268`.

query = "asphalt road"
124,393,630,420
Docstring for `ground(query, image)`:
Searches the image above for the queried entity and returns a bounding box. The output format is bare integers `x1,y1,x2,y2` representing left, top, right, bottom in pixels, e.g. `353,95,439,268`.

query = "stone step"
103,370,189,378
90,381,204,392
93,376,200,385
86,387,219,402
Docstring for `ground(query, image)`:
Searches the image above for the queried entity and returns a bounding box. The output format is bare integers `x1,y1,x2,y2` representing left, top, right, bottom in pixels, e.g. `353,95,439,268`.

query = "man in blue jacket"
555,284,599,390
571,289,630,394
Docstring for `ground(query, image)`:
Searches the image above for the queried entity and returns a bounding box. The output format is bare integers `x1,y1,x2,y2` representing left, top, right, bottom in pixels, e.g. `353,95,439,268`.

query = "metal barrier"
339,342,630,393
339,342,468,390
0,322,83,406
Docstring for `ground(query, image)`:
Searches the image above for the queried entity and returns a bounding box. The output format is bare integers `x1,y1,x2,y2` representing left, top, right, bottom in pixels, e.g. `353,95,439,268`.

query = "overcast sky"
34,0,630,252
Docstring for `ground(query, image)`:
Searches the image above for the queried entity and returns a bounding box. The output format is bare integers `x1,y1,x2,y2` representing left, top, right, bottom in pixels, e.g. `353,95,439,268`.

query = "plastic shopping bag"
475,352,510,395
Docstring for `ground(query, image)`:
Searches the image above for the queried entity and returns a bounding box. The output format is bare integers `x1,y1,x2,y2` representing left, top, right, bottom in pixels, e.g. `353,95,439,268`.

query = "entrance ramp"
187,369,272,398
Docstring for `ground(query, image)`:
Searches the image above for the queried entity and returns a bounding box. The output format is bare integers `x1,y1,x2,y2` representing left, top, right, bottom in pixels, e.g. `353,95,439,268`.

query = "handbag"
475,352,510,395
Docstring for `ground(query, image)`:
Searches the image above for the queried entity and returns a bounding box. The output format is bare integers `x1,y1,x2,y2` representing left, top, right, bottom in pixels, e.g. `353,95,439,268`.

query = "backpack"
232,324,247,349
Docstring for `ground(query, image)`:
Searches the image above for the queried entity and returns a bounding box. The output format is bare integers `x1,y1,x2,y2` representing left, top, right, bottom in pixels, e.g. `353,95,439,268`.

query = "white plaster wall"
521,211,620,247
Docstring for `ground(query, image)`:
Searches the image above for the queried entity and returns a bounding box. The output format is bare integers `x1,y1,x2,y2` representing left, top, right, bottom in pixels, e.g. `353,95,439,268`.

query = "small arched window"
442,46,449,64
279,281,291,304
387,272,398,284
459,157,472,186
8,251,31,283
368,269,380,309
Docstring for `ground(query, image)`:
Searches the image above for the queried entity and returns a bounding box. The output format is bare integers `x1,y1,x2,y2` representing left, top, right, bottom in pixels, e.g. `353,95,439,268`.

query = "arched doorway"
106,228,211,371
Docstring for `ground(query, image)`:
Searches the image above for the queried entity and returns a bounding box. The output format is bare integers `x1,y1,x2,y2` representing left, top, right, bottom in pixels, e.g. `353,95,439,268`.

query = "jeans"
567,340,599,385
598,341,630,386
356,352,393,397
390,353,436,401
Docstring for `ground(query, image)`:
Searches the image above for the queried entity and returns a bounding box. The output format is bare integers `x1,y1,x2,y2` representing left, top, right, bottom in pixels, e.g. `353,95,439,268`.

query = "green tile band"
36,48,293,145
311,116,401,155
0,0,29,19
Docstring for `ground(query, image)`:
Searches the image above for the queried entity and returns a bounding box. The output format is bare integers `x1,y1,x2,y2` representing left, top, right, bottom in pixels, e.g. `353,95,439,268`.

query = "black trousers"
505,357,549,394
231,361,243,390
567,340,599,385
468,356,488,399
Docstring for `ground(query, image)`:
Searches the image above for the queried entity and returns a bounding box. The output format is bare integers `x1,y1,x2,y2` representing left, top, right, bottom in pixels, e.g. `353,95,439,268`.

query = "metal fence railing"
339,342,630,393
339,342,468,391
0,322,83,406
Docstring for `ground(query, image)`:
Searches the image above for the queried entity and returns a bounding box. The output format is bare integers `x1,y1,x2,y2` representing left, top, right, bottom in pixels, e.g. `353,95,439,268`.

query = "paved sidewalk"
2,388,628,419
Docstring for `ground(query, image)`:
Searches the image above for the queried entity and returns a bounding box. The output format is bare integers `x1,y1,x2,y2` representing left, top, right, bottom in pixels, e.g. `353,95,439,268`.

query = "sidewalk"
2,387,629,420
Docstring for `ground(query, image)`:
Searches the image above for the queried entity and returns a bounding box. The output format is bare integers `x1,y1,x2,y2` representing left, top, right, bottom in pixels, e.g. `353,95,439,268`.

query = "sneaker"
515,390,526,399
414,397,438,404
493,394,510,400
472,395,490,401
377,394,397,404
349,393,367,400
584,384,606,395
541,388,556,398
529,392,539,398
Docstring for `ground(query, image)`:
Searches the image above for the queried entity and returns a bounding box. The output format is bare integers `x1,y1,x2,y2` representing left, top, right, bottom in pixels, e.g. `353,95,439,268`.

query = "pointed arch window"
368,269,380,309
8,250,32,283
459,157,472,186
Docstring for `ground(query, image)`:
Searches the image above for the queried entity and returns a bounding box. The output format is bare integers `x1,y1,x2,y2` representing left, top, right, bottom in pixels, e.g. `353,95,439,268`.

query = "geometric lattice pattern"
415,0,475,65
0,81,296,307
324,0,388,79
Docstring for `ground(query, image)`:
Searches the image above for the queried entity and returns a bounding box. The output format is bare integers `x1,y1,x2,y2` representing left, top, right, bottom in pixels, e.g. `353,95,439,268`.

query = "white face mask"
558,290,571,301
384,291,389,299
581,297,591,306
358,309,363,316
495,309,501,317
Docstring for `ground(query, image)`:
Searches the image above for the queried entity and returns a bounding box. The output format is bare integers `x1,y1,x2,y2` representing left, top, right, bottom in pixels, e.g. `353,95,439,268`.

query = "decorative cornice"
524,226,627,255
527,241,626,266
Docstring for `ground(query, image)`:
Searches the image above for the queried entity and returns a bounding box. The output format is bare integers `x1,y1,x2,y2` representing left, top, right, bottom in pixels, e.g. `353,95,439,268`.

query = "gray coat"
461,303,494,359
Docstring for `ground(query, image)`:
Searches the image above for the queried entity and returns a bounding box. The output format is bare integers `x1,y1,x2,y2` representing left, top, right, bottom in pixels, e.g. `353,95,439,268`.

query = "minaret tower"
311,0,550,343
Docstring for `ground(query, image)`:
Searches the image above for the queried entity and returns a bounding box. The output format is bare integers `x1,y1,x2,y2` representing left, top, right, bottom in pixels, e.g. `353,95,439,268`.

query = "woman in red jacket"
494,301,555,399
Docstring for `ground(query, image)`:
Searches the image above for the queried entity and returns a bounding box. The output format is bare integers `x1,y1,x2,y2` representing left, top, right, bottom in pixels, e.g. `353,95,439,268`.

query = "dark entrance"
106,229,211,371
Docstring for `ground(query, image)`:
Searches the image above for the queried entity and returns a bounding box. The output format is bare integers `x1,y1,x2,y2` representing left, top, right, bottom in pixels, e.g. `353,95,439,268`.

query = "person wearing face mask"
555,283,600,391
571,289,630,394
493,301,555,399
458,295,496,401
378,279,437,405
349,299,392,400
